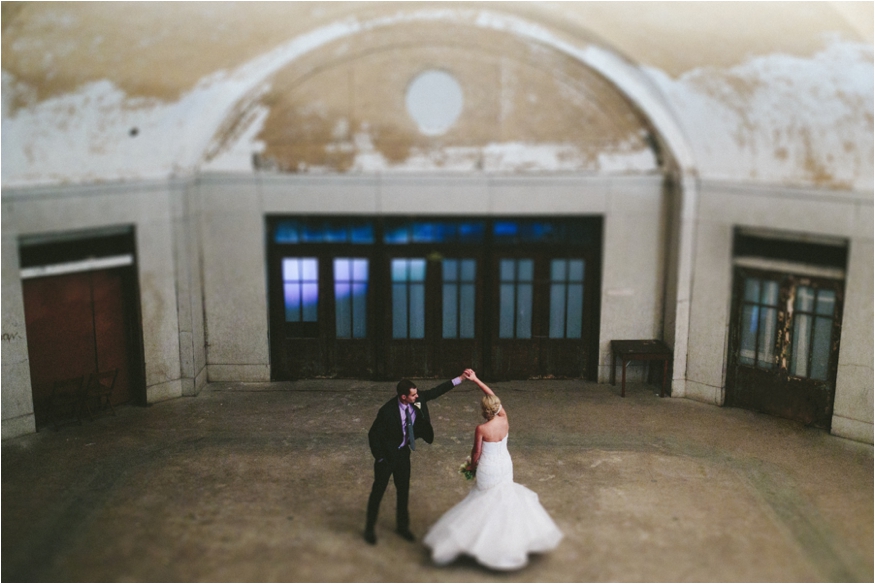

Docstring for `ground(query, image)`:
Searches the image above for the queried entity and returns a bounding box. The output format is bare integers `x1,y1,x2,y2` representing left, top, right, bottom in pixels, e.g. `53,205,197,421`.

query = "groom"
364,371,470,545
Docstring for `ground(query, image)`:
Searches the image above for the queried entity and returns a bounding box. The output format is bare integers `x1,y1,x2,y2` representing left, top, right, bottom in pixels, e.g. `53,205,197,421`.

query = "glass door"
726,266,843,428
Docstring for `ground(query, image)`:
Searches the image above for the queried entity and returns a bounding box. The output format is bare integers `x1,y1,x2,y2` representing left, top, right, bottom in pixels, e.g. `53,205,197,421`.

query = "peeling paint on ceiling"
1,3,871,191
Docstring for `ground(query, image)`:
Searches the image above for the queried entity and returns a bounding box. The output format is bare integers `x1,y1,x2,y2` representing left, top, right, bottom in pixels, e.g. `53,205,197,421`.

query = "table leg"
610,351,616,386
621,359,627,398
661,358,668,398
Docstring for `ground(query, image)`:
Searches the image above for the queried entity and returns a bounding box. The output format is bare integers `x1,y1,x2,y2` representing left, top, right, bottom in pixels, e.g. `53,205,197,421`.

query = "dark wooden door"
489,253,594,379
383,255,431,378
430,255,482,378
23,268,140,427
725,267,843,428
269,251,378,379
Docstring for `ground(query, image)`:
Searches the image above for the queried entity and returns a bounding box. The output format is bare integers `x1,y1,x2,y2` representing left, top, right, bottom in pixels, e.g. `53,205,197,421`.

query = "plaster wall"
0,181,197,438
199,173,666,385
687,180,873,442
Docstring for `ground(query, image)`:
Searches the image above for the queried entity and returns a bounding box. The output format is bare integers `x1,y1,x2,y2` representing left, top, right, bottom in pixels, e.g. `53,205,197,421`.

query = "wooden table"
610,340,673,398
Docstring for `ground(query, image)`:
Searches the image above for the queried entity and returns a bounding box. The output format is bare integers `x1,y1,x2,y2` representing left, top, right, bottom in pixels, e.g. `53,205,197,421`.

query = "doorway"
725,230,847,429
19,228,145,428
267,216,602,381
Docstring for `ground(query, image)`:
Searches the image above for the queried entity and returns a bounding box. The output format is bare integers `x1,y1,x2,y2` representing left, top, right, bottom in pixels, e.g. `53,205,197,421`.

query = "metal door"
23,268,140,427
725,266,843,428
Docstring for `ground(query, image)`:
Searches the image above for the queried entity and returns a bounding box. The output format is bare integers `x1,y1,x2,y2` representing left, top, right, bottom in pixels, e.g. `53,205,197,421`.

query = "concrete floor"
2,379,872,582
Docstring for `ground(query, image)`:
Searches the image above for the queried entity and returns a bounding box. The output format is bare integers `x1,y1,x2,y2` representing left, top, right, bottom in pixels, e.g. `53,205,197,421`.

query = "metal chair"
83,369,119,420
46,376,86,430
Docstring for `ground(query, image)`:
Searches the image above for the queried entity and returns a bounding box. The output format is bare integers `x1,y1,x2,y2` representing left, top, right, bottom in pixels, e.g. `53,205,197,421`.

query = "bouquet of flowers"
458,456,476,480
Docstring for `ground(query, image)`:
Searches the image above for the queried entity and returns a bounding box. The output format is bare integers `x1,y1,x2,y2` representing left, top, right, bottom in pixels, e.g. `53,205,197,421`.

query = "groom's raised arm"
417,372,467,403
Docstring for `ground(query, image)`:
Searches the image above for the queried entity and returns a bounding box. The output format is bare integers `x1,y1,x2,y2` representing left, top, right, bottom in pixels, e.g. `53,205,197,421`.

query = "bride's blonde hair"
481,395,502,421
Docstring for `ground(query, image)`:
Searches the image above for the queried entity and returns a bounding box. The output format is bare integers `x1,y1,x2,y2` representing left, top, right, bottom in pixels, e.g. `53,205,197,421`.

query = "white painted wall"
0,180,200,439
199,173,667,387
687,180,873,442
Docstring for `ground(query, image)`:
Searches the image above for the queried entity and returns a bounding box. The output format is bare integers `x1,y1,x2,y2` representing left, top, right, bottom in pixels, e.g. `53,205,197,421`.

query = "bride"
423,371,563,570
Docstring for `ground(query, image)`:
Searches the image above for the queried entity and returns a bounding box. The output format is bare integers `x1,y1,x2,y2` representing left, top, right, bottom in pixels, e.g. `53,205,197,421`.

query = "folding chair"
46,376,86,430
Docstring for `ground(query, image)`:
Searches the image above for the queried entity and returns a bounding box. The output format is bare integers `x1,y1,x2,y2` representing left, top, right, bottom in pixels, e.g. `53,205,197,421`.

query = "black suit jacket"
368,379,456,462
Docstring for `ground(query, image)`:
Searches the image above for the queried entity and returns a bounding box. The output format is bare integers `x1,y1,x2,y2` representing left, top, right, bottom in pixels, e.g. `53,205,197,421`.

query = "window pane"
275,221,300,244
499,283,515,338
551,259,566,281
409,283,425,339
350,224,375,244
815,290,835,316
334,258,350,281
791,313,811,377
739,305,758,365
549,283,566,338
352,283,367,338
566,283,584,338
302,283,318,322
302,224,323,243
494,221,518,240
568,260,585,282
500,260,514,282
392,284,408,338
352,259,368,281
283,258,300,282
325,224,347,243
460,283,475,338
385,225,409,244
335,283,351,338
443,259,458,281
460,259,476,282
757,306,777,368
409,259,426,282
743,279,760,303
443,283,458,338
761,281,779,306
795,286,815,312
518,259,534,281
302,259,318,281
391,259,408,281
284,283,301,322
810,317,832,380
516,283,533,338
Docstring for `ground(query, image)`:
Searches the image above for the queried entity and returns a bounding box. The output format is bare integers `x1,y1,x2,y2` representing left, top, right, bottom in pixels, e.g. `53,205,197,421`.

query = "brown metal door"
725,267,843,429
23,268,139,427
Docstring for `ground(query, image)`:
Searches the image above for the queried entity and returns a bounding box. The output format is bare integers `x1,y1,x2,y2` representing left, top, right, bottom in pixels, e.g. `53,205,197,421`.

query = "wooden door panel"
92,270,134,405
23,273,96,425
332,340,374,377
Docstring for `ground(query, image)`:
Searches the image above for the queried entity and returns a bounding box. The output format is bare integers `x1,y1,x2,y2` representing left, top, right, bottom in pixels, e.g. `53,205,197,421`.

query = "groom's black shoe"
364,529,377,545
395,528,415,542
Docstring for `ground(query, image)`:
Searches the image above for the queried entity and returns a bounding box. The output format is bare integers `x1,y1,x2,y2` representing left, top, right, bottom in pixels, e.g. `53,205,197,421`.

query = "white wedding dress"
423,434,563,570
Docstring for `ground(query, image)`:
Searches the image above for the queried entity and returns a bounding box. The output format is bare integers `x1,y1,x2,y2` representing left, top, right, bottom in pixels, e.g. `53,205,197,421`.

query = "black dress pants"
365,447,411,531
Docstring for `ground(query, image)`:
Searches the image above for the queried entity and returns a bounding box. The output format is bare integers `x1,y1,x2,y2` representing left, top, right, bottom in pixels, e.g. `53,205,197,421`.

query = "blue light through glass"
283,258,318,322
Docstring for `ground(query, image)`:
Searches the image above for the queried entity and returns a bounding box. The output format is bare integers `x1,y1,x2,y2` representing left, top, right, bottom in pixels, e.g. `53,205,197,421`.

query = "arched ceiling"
1,2,872,190
204,19,658,173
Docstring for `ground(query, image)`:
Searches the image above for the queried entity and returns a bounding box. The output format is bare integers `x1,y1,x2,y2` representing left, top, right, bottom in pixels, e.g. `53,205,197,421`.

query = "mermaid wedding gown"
423,434,563,570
